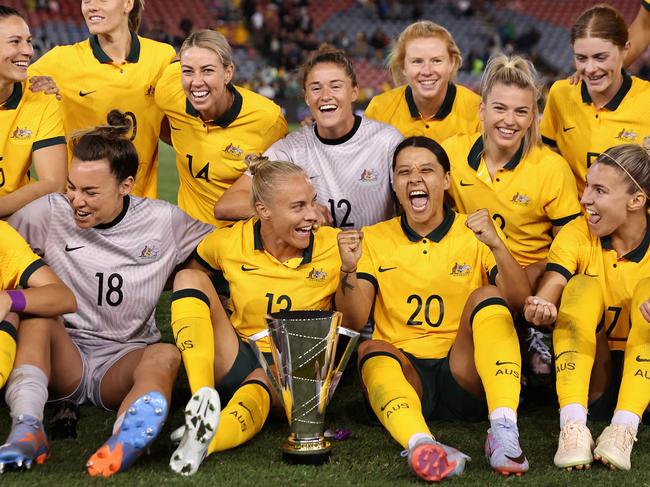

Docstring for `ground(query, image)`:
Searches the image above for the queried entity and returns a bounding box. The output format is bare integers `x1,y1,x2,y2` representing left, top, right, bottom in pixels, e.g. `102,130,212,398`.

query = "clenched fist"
337,230,363,272
465,209,502,250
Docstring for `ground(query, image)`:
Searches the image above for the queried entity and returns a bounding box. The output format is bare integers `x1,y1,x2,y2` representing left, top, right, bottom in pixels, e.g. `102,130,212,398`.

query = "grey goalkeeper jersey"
9,193,214,344
263,116,403,229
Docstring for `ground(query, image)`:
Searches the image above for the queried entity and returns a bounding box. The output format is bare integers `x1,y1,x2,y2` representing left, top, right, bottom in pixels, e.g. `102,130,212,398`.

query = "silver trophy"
248,310,359,464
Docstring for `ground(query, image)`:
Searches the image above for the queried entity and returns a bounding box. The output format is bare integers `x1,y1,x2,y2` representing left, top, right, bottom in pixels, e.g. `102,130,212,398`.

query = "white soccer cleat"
169,387,221,476
593,424,637,471
554,422,594,470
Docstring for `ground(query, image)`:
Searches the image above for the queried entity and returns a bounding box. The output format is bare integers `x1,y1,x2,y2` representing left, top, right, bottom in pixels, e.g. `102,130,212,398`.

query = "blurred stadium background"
5,0,649,122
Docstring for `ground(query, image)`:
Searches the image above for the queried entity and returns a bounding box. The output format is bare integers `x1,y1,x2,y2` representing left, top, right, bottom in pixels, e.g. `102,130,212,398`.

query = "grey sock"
5,365,49,422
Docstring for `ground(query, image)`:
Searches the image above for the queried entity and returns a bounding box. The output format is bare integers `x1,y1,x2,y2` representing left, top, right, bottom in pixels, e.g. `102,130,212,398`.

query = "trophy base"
281,438,332,465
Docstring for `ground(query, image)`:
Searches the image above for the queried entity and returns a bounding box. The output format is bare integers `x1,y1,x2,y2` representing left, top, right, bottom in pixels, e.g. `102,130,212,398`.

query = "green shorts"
588,350,650,424
216,338,272,403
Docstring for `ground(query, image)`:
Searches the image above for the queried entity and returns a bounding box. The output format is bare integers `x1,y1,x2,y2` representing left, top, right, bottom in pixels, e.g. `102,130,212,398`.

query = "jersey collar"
600,214,650,263
405,83,456,120
253,219,315,265
89,31,141,64
314,115,361,145
467,135,524,171
94,195,130,229
1,82,22,110
185,84,243,128
400,203,455,243
580,70,632,111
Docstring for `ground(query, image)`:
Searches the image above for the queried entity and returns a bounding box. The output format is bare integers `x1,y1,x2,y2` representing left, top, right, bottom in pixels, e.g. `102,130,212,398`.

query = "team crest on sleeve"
359,169,378,183
450,262,472,277
307,267,327,282
138,241,161,260
615,128,638,142
510,192,531,206
224,143,244,159
11,127,33,141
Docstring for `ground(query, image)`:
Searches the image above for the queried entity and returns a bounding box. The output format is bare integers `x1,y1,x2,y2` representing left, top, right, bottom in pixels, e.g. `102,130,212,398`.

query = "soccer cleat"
484,418,529,476
170,425,185,445
87,391,167,477
593,424,637,471
553,422,594,470
170,387,221,476
49,400,80,440
0,415,49,473
521,327,552,376
402,436,470,482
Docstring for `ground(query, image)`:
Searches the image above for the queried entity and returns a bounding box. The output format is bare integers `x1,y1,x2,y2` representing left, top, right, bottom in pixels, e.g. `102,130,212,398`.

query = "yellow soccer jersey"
0,82,65,197
541,73,650,194
364,83,480,142
29,33,176,198
547,215,650,351
443,134,582,266
357,207,497,359
195,219,340,352
155,62,288,226
0,220,45,290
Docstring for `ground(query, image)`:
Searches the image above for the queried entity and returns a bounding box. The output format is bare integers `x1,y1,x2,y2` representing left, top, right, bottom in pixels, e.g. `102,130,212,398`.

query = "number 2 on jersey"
265,293,292,315
406,294,444,327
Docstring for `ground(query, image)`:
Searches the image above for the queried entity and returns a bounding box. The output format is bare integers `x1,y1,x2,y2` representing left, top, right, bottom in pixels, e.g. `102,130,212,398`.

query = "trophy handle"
324,320,359,405
248,329,286,410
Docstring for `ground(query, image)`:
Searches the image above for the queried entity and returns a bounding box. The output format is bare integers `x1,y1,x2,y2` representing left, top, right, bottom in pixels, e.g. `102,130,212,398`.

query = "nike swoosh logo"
170,125,181,130
309,175,320,180
636,355,650,363
238,401,255,423
459,180,474,187
64,245,85,252
241,265,259,272
378,266,397,273
380,396,406,411
495,360,519,367
79,90,96,97
504,452,527,464
563,126,575,132
554,350,577,360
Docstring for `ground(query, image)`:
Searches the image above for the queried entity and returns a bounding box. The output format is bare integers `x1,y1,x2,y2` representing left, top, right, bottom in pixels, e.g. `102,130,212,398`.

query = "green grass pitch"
1,142,648,485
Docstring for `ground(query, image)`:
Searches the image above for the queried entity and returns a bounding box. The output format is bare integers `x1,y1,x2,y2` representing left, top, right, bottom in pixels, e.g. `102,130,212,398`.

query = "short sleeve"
8,195,52,257
546,221,583,281
480,241,499,285
544,155,582,226
0,221,43,290
32,95,66,151
262,112,289,151
262,137,293,163
170,205,215,266
356,233,378,293
540,83,559,147
364,96,380,121
195,231,222,273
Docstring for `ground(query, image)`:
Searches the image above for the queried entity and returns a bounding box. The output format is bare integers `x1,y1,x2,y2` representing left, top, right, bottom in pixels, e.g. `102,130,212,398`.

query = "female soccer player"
525,142,650,472
29,0,176,198
364,20,480,141
214,44,403,231
0,111,213,477
443,54,582,375
336,136,531,481
541,4,650,194
168,157,341,475
155,30,288,226
0,7,66,217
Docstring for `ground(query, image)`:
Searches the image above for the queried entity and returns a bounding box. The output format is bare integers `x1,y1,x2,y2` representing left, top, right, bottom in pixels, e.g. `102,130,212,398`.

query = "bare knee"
142,343,181,372
173,269,214,295
465,285,502,312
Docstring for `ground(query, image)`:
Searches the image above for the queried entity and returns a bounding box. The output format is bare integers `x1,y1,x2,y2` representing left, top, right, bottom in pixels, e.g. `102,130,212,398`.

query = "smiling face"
480,82,534,154
81,0,133,35
573,36,628,101
304,62,358,139
0,15,33,85
181,46,234,121
402,36,454,107
66,158,133,228
256,174,319,250
581,162,642,237
393,145,450,230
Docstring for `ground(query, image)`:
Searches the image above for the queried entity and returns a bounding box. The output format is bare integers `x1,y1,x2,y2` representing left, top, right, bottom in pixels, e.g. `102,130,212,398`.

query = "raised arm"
334,230,375,331
213,173,255,221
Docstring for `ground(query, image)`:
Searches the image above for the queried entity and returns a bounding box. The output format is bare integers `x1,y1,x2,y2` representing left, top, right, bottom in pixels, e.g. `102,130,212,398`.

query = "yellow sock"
360,353,431,449
553,275,604,408
171,289,215,394
0,321,17,390
616,277,650,417
470,297,520,412
208,380,271,454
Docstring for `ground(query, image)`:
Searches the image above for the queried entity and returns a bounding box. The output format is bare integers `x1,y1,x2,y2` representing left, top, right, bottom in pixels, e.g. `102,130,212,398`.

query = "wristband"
340,267,357,274
6,290,26,313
